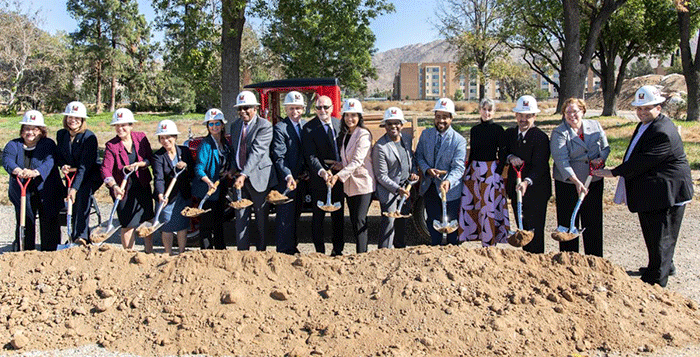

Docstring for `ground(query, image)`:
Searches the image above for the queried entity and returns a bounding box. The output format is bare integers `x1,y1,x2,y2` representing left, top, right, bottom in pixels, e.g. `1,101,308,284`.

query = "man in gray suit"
373,107,419,249
230,90,277,251
415,98,467,246
271,91,308,254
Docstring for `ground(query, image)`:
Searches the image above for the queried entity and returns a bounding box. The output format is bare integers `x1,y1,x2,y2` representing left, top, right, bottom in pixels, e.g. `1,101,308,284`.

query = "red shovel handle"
64,170,77,190
16,176,31,196
511,163,524,179
589,161,605,174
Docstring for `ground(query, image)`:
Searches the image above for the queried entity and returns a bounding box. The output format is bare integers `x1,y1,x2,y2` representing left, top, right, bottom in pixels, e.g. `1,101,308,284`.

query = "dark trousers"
70,185,94,242
346,192,372,253
378,193,411,249
555,179,604,257
311,184,344,255
15,192,61,251
424,184,459,246
235,181,269,251
510,189,548,254
199,195,227,250
638,204,685,287
274,181,306,255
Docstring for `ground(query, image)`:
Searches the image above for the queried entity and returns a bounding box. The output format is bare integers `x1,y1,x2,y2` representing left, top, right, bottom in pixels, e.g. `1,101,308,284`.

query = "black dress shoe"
330,251,343,257
639,264,676,276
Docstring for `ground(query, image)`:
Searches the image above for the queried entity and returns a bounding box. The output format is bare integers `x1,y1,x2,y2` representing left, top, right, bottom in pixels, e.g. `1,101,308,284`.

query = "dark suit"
3,137,65,251
271,117,307,254
152,145,194,202
610,113,693,287
55,129,100,241
230,116,276,251
502,126,551,254
303,116,344,255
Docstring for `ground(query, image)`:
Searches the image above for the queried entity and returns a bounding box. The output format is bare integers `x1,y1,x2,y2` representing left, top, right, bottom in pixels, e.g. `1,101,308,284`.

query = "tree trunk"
557,0,587,113
110,75,117,112
221,0,246,127
678,12,700,121
599,46,617,116
95,61,103,114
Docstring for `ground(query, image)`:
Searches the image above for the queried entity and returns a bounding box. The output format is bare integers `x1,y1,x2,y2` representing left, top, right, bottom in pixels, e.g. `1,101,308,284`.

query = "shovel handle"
206,180,220,196
163,174,179,199
440,185,447,202
116,174,129,200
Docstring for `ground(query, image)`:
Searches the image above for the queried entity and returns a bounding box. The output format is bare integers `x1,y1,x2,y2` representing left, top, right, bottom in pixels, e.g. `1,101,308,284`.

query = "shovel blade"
432,219,443,231
556,225,569,233
316,200,324,208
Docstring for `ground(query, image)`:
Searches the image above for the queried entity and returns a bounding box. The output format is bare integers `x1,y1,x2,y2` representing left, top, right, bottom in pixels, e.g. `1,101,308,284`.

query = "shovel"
382,179,417,218
317,173,341,212
266,181,297,205
57,169,83,250
15,176,32,252
182,180,219,217
552,161,605,242
137,166,185,236
91,167,135,244
432,183,458,245
507,163,534,247
229,185,253,209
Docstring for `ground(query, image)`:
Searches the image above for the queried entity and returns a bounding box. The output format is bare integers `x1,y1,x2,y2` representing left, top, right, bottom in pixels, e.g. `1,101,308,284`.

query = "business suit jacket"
503,126,551,201
611,114,693,213
303,116,342,191
3,137,65,216
100,131,153,199
550,119,610,183
152,145,194,202
372,133,414,204
415,126,467,201
271,117,306,192
230,116,276,193
55,129,100,192
192,135,230,201
337,127,375,197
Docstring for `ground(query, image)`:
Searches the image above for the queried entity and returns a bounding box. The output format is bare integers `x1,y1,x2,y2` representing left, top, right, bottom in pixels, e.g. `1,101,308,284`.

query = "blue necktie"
326,124,338,160
434,133,442,164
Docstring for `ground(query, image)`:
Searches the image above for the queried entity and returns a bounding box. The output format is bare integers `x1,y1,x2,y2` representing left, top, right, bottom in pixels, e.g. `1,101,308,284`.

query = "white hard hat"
203,108,226,124
234,91,260,107
62,101,89,119
631,85,666,106
283,91,306,107
341,98,363,114
19,110,46,127
110,108,137,125
156,120,180,136
432,98,456,115
513,95,540,114
382,107,406,124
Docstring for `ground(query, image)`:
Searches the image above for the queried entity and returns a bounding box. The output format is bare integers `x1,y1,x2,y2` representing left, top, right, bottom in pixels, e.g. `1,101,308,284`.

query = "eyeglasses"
315,105,331,111
22,126,40,132
207,121,222,127
237,106,254,111
565,109,582,116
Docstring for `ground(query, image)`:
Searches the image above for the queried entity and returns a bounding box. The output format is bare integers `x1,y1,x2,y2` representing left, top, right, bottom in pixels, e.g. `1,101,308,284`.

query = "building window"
432,74,438,79
433,82,438,87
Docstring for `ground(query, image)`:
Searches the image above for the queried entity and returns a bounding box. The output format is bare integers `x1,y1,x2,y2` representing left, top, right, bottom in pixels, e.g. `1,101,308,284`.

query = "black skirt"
116,179,154,228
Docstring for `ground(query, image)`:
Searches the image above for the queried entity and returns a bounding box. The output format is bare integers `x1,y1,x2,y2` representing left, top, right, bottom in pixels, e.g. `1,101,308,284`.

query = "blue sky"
32,0,439,53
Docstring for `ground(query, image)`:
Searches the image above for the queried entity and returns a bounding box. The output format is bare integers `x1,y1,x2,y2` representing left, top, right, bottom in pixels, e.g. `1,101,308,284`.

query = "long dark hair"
339,113,372,150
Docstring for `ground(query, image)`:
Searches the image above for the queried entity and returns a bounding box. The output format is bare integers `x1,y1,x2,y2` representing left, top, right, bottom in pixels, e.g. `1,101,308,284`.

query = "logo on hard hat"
238,94,245,101
523,101,530,107
440,100,447,106
117,112,123,118
348,102,355,108
29,115,36,121
639,93,645,100
211,110,217,116
72,106,78,112
161,124,167,130
390,109,397,115
294,94,301,100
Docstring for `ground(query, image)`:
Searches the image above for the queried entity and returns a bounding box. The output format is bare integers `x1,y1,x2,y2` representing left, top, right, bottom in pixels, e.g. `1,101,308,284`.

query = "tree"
627,58,655,78
68,0,150,113
454,89,465,101
501,0,627,112
675,0,700,121
592,0,678,116
436,0,506,101
261,0,394,94
489,58,536,101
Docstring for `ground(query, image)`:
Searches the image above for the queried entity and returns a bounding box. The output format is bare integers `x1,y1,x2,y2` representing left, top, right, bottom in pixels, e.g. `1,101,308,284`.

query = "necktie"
239,123,247,170
326,124,338,160
295,123,301,140
434,133,442,162
518,132,524,145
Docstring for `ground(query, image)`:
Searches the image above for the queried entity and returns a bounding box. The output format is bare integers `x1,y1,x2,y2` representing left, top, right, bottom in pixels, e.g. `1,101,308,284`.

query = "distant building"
393,62,501,101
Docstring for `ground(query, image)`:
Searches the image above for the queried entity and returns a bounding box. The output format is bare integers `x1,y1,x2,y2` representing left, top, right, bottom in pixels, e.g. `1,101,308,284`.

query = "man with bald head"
303,95,344,256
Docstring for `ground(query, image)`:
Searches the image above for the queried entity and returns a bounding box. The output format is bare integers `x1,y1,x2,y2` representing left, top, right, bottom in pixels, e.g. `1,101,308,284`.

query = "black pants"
638,204,685,287
311,184,344,255
346,193,372,253
70,184,94,242
15,191,61,251
274,181,306,254
555,179,604,257
199,195,227,250
235,181,269,251
510,190,548,254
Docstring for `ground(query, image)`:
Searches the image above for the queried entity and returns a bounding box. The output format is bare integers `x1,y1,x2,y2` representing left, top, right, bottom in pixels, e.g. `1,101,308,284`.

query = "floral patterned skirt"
459,160,510,246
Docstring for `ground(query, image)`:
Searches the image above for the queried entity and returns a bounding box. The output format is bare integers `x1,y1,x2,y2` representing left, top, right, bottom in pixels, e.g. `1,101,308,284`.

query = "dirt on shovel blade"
180,207,210,217
266,190,289,203
90,231,110,244
551,231,577,242
508,230,535,247
229,199,253,209
382,211,411,218
135,226,157,237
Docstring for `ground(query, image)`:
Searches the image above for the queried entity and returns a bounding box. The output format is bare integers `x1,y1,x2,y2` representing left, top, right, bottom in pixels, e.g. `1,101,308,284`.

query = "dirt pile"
1,245,699,356
587,74,687,111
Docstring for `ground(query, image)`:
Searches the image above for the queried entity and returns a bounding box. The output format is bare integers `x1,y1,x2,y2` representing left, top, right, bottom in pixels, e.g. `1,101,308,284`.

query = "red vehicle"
187,78,430,242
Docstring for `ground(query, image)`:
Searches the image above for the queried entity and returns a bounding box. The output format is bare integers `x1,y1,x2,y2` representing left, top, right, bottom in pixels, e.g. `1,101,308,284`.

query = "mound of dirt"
587,74,687,111
1,245,699,356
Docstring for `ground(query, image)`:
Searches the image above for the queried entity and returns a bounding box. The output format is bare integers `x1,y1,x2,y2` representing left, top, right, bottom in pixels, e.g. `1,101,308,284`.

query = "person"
415,98,467,246
229,90,276,251
3,110,64,251
152,120,194,255
502,95,551,254
550,97,609,257
328,99,375,253
101,108,155,252
303,95,345,256
192,108,231,250
372,107,419,249
271,91,308,255
459,98,510,246
55,101,101,244
593,85,693,287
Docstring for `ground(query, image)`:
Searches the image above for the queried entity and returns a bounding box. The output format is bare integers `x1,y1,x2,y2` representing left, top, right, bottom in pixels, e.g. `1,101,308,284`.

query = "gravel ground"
1,174,699,357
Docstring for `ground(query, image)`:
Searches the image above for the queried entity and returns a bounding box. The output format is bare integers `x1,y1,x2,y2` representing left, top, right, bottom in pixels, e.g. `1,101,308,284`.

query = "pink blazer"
100,131,153,197
337,127,375,196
